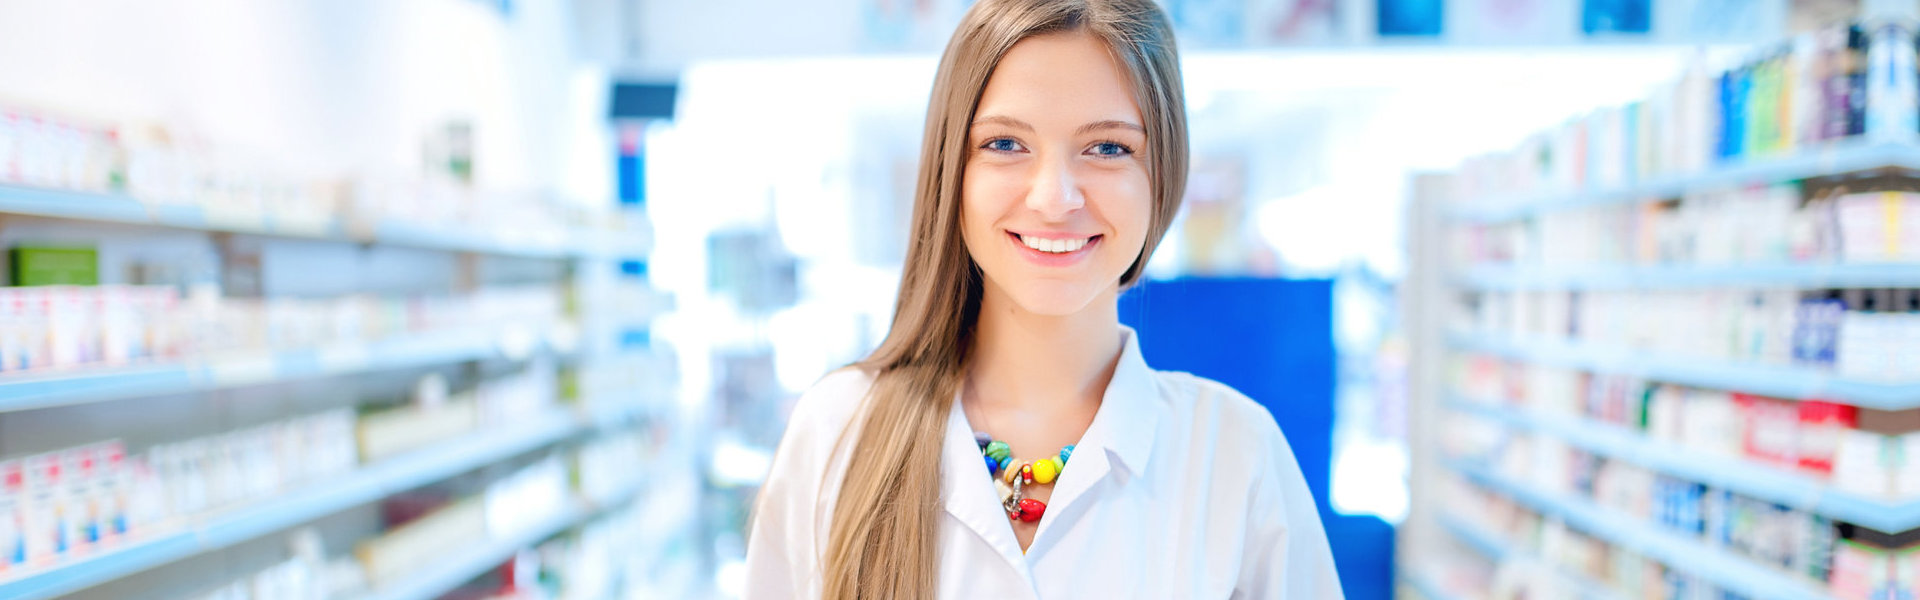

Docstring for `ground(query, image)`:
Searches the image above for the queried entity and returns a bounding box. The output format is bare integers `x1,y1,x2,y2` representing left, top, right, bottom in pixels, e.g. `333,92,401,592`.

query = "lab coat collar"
1096,325,1163,477
939,325,1166,565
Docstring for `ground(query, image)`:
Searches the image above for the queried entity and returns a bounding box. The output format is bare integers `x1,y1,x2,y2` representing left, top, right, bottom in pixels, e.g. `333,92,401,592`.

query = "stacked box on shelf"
0,102,649,257
0,42,665,600
0,284,564,376
1424,14,1920,600
1453,21,1908,221
1446,322,1920,594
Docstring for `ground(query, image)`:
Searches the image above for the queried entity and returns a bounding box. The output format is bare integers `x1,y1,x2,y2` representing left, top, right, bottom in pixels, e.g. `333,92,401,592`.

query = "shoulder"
758,367,875,518
782,367,876,449
1152,372,1289,447
1148,371,1302,479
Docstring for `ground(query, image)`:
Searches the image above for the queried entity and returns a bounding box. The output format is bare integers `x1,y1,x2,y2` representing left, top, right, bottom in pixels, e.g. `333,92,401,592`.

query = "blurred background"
0,0,1915,598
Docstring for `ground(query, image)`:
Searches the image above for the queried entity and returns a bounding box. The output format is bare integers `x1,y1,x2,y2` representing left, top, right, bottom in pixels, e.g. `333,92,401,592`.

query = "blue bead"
1059,445,1074,464
984,454,998,473
998,455,1014,472
975,432,992,449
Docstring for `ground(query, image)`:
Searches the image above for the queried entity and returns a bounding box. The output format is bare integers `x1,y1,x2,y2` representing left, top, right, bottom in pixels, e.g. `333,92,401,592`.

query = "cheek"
1087,171,1153,248
961,167,1023,240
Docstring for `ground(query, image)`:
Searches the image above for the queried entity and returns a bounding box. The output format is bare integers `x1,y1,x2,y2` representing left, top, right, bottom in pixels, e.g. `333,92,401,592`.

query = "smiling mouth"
1009,232,1100,254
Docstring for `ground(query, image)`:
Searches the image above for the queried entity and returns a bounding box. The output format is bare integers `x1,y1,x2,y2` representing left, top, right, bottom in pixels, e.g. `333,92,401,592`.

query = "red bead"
1020,464,1034,485
1015,498,1045,522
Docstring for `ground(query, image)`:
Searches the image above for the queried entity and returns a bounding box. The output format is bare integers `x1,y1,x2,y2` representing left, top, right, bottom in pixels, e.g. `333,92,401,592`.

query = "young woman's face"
962,31,1152,317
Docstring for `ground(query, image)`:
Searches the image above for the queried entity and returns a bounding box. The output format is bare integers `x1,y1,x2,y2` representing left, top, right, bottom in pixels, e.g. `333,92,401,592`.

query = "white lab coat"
745,327,1344,599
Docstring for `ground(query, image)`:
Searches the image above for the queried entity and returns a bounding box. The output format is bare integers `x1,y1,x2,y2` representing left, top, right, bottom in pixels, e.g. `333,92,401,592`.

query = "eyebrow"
970,115,1146,136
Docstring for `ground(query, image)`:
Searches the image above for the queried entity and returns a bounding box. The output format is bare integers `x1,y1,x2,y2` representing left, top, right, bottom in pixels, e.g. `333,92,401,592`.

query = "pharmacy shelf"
1451,142,1920,224
1437,514,1511,561
1451,333,1920,410
1403,570,1470,600
1436,515,1624,600
0,409,584,600
1460,262,1920,291
363,482,644,600
0,326,575,413
0,184,649,259
1446,460,1835,600
1447,398,1920,532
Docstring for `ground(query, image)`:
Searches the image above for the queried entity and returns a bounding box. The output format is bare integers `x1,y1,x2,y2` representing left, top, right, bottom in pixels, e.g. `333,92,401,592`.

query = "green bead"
984,440,1011,462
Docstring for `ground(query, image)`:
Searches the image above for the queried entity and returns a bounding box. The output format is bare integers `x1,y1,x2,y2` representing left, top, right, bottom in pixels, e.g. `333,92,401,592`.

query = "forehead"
975,31,1143,127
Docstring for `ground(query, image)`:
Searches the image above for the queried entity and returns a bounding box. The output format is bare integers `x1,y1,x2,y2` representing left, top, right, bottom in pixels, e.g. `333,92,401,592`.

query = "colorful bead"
1031,456,1060,484
998,455,1014,474
975,432,993,449
1003,460,1021,485
983,441,1011,462
1059,445,1074,464
1014,498,1045,522
1020,463,1034,485
984,454,999,473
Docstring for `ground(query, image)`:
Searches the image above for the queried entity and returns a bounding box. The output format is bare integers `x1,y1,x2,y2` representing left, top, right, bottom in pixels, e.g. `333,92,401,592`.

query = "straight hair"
817,0,1187,597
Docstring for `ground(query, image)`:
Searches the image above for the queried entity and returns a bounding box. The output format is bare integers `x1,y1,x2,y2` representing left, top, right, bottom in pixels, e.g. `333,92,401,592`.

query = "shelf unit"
361,482,644,600
1448,141,1920,224
1450,334,1920,410
0,409,590,600
1434,514,1623,600
1460,262,1920,292
0,184,651,260
1446,398,1920,532
1402,570,1469,600
1407,48,1920,593
0,180,671,594
1446,460,1833,600
0,327,578,413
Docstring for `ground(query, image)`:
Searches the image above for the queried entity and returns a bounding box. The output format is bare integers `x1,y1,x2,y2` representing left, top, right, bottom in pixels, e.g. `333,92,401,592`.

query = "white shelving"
1411,62,1920,594
1460,262,1920,292
1450,334,1920,411
0,410,586,600
1447,461,1834,600
0,327,579,413
0,184,651,260
361,482,644,600
1403,570,1470,600
1447,397,1920,532
1435,514,1623,600
1449,142,1920,224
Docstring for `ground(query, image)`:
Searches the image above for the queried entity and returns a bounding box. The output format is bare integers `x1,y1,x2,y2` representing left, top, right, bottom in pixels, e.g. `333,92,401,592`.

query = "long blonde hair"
821,0,1187,597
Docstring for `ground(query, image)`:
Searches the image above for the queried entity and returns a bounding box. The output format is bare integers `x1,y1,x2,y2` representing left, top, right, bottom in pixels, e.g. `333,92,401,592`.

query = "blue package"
1582,0,1650,34
1377,0,1442,36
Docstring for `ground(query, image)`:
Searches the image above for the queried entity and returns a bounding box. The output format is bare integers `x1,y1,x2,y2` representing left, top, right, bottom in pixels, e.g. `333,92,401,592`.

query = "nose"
1024,156,1083,220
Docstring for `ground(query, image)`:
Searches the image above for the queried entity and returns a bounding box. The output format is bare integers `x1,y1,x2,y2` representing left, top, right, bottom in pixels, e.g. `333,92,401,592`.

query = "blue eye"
981,138,1024,153
1089,142,1132,157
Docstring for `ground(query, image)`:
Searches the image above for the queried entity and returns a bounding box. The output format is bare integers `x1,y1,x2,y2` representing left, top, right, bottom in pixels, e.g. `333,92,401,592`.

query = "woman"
745,0,1341,598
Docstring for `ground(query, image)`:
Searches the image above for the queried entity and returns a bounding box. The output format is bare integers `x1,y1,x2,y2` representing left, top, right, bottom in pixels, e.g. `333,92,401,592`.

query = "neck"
966,286,1126,414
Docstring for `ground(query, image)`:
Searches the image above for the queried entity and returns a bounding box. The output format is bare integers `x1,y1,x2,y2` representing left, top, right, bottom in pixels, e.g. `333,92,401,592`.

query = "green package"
11,246,98,286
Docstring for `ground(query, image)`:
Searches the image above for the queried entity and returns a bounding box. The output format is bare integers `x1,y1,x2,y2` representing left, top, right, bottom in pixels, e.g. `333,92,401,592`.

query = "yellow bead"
1032,457,1060,484
1003,461,1021,485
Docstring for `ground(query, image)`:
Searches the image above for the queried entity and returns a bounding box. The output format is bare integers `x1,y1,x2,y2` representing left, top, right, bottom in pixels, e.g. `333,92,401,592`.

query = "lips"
1016,232,1094,254
1005,231,1101,266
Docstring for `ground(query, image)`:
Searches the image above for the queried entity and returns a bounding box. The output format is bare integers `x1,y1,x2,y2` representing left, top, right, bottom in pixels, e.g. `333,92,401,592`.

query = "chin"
1004,281,1110,317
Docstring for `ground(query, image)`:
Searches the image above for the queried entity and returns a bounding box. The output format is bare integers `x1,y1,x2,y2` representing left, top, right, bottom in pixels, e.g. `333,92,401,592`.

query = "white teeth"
1020,234,1090,254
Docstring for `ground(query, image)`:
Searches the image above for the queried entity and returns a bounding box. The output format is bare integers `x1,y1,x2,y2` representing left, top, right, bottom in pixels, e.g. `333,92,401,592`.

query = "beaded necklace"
974,432,1074,522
